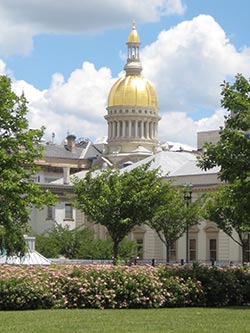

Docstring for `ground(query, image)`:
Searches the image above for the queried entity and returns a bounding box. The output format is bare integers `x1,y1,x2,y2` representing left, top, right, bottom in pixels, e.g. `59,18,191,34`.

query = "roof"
121,150,220,177
43,142,88,159
51,150,220,186
107,75,158,108
0,250,51,265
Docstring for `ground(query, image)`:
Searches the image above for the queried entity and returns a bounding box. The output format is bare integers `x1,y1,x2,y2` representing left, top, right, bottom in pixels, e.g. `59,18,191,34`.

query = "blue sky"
0,0,250,147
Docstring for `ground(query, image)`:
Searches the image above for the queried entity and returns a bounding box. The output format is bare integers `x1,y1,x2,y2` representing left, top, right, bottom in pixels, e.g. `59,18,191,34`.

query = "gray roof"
42,140,102,160
51,150,220,186
121,150,220,177
43,143,87,159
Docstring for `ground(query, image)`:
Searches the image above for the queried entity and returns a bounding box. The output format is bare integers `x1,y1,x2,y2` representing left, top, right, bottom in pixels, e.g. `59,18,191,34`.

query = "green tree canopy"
0,75,56,256
202,181,250,264
197,74,250,182
198,74,250,264
35,225,137,260
73,163,167,260
148,186,201,262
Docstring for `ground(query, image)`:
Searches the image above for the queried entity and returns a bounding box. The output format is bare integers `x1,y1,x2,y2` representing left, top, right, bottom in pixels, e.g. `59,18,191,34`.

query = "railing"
135,259,243,267
50,258,244,267
50,258,114,265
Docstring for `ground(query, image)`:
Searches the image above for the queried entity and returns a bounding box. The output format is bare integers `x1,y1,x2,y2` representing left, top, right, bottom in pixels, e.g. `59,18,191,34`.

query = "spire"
127,21,140,43
124,22,142,76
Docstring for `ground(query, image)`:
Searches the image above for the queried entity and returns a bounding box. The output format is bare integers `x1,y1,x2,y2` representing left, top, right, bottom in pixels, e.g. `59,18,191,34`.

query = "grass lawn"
0,307,250,333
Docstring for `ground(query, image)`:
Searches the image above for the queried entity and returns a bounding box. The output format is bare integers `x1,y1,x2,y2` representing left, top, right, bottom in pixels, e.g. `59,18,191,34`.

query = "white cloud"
3,14,250,147
0,0,185,56
140,15,250,145
159,112,197,145
158,109,226,147
12,61,114,141
142,15,250,113
0,60,7,75
196,109,226,132
165,0,186,15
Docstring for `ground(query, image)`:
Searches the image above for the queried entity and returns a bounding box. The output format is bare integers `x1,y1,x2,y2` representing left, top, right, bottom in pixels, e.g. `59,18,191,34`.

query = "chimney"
66,134,76,152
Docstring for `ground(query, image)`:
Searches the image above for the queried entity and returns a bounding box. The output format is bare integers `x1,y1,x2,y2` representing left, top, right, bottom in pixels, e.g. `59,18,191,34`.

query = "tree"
202,181,250,264
35,225,137,260
73,163,166,261
148,186,201,262
35,225,94,259
197,74,250,182
0,75,56,256
197,74,250,263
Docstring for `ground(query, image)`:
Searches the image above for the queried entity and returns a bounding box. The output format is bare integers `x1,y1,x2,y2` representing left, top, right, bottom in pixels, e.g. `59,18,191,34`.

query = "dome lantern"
107,22,158,108
124,21,142,76
104,23,160,164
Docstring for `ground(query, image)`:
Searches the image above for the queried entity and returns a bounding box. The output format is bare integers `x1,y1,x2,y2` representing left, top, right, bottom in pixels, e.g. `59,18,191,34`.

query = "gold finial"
128,21,140,43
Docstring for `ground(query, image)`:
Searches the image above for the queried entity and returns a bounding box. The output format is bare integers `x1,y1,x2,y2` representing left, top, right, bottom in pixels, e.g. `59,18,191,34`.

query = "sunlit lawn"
0,307,250,333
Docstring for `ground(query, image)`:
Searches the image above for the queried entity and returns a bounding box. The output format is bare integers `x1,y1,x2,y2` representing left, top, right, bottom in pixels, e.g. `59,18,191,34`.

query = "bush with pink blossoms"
158,263,250,307
1,263,250,310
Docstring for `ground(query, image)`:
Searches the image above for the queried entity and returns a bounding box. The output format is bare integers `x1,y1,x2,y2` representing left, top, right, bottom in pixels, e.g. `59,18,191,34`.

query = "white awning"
0,250,51,265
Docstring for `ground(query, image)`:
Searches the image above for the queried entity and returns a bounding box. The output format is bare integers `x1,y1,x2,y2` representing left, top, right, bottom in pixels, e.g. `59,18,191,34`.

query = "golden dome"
108,75,158,108
127,22,140,43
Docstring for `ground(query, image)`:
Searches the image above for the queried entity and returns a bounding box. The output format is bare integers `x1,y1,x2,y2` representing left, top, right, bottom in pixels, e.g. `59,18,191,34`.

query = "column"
135,120,138,138
155,122,158,139
128,120,132,138
108,122,111,140
141,121,144,138
149,122,152,139
122,120,126,138
110,121,113,139
112,121,116,139
63,167,70,185
146,121,149,139
117,121,120,139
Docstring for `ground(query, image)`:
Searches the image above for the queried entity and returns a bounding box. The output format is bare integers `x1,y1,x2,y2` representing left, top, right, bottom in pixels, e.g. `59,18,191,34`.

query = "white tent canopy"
0,236,51,265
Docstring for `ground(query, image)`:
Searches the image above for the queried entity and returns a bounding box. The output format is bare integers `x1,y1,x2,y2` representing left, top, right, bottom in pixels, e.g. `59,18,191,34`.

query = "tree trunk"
166,243,170,264
113,240,119,265
242,243,246,266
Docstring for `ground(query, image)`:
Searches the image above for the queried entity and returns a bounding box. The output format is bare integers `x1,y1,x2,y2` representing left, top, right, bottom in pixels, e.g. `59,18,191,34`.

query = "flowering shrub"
60,266,201,309
0,278,54,310
158,264,248,307
162,276,205,307
0,264,249,310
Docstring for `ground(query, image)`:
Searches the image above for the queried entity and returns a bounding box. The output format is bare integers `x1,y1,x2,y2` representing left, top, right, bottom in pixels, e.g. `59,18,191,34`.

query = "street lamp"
112,150,119,169
183,183,193,263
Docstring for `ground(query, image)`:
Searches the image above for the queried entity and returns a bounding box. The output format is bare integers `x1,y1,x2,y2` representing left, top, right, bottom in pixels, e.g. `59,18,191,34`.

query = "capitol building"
30,23,243,264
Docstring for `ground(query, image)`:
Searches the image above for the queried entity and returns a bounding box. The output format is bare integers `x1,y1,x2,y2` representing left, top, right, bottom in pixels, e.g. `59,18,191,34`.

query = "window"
47,206,54,220
189,239,196,261
65,203,73,219
169,241,177,261
209,239,217,261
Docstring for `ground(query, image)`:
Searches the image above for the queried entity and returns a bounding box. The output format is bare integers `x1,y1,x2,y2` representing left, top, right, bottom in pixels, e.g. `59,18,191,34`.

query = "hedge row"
0,264,249,310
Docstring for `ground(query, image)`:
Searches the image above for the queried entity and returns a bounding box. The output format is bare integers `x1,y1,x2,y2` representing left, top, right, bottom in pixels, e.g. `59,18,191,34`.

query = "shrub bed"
158,264,250,307
0,264,249,310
